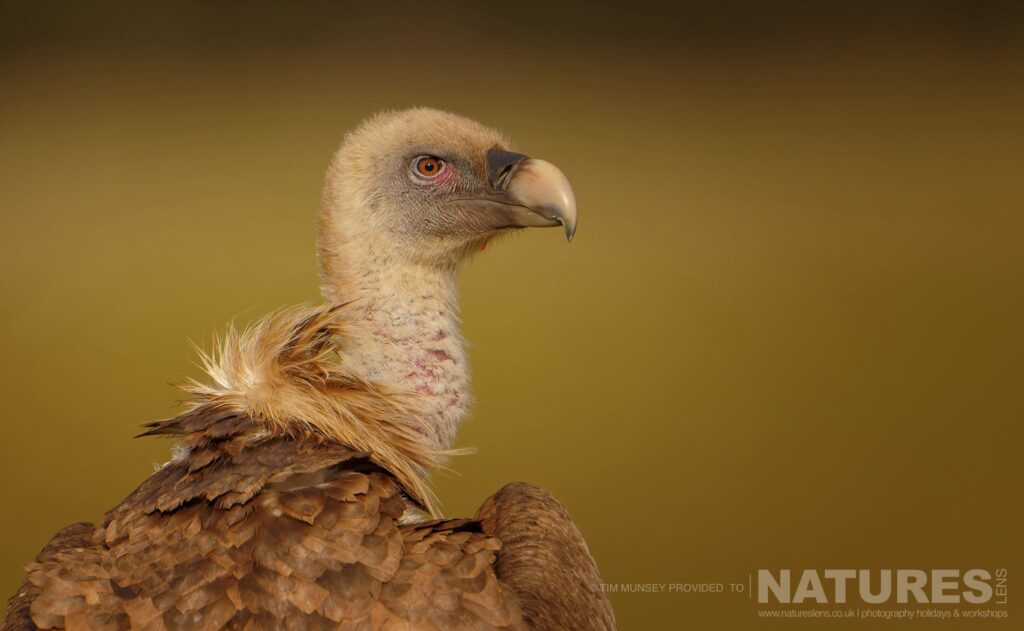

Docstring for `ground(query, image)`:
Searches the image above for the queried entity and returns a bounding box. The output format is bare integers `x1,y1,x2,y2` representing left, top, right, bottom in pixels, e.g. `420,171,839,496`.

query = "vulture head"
311,108,581,449
318,108,577,294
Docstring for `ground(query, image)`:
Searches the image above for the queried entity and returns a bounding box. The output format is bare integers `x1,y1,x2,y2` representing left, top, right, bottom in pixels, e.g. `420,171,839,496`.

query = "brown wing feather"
2,522,95,630
476,482,616,631
4,406,528,630
386,519,528,630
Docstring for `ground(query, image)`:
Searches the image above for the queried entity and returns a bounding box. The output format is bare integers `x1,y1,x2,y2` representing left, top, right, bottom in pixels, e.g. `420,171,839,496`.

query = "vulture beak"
472,149,578,241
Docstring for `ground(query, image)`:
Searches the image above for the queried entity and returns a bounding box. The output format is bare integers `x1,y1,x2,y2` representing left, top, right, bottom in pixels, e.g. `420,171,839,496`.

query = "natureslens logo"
593,568,1009,623
757,569,1008,605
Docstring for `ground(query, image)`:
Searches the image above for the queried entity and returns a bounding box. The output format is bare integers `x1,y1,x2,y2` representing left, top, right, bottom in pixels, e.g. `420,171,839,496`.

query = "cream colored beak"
503,159,579,241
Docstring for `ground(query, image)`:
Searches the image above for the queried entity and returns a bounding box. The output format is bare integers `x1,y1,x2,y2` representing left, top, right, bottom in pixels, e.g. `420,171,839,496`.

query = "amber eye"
413,156,445,179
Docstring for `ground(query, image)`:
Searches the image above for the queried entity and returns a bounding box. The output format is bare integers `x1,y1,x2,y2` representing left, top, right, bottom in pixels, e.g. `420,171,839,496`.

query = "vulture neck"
324,247,469,452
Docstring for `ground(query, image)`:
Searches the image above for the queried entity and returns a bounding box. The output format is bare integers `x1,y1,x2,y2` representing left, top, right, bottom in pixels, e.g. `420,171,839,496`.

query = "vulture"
2,108,614,631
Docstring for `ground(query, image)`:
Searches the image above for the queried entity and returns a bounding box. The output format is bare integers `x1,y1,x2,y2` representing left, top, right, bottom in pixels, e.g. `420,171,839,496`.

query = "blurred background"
1,1,1022,628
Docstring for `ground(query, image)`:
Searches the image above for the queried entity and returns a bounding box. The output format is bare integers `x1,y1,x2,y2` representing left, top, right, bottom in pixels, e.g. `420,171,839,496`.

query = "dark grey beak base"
486,149,529,191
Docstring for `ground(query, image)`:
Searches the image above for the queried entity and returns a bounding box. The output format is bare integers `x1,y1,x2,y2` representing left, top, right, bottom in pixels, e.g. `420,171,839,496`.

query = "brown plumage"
2,109,612,630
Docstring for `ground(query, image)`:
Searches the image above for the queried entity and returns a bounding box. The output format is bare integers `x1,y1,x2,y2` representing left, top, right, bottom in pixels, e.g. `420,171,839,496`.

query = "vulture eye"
413,156,446,179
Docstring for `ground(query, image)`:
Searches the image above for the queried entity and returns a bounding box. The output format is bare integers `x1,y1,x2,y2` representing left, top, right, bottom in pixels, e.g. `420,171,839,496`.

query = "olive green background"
1,2,1021,628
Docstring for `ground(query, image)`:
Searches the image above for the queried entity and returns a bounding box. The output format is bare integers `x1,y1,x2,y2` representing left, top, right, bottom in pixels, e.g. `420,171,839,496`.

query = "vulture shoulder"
477,483,615,631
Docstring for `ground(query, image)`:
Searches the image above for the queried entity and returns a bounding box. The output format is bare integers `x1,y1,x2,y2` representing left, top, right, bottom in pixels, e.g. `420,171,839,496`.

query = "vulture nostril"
485,148,529,190
494,164,517,190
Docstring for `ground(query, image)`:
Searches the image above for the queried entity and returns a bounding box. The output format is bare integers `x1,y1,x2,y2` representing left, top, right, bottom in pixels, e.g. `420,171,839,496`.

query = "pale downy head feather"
178,303,463,516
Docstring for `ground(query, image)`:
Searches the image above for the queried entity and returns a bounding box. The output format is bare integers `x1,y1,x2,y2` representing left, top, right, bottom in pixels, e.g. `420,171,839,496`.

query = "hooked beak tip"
503,158,578,242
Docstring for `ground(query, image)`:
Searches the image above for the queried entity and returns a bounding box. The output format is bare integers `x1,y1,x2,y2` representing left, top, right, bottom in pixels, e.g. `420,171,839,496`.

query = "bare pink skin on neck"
330,254,470,451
